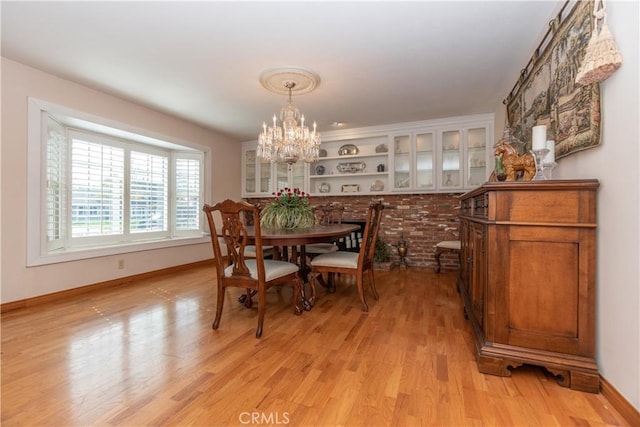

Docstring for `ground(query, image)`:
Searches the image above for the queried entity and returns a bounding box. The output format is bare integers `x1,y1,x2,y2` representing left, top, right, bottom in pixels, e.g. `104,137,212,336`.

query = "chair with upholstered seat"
203,200,303,338
434,240,461,273
305,204,345,256
308,201,384,312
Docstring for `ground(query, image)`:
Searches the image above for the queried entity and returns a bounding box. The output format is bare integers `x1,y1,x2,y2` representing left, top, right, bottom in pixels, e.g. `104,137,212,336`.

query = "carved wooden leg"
435,249,443,273
238,289,256,306
546,367,600,393
212,285,225,330
356,274,368,312
368,269,379,300
292,278,303,316
255,290,266,338
306,275,317,307
327,272,336,293
476,355,522,377
569,370,600,393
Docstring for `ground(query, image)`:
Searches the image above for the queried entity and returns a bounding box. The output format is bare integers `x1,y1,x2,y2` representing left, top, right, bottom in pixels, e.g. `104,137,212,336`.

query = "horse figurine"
494,142,536,181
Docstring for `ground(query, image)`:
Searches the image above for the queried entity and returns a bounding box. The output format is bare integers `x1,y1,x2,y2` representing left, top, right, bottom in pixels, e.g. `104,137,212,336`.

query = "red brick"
248,193,462,271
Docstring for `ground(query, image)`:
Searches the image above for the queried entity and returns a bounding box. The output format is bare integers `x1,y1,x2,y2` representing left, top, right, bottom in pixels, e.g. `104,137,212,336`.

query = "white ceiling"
1,1,561,142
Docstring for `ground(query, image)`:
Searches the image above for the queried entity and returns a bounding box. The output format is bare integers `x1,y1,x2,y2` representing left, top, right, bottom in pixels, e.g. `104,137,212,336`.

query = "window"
28,98,209,266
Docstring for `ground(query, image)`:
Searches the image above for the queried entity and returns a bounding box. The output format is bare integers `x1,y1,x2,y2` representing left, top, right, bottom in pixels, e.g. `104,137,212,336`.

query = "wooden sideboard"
458,180,600,393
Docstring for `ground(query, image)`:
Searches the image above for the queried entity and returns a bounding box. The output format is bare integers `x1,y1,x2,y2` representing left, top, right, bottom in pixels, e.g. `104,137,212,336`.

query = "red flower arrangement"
260,187,314,229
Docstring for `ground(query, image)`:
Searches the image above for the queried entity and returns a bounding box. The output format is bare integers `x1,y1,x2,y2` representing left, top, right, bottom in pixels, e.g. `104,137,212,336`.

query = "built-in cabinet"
458,180,600,393
389,123,490,193
309,134,389,196
242,146,307,196
242,114,494,197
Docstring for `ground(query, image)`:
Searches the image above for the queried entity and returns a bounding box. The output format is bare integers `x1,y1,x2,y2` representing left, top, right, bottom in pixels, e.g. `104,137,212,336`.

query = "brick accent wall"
247,193,462,271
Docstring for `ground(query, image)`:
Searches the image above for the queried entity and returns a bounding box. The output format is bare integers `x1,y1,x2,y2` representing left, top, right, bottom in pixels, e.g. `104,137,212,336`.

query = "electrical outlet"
118,259,125,269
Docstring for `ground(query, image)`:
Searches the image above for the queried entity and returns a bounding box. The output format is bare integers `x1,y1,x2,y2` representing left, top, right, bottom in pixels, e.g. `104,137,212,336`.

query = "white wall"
1,58,241,304
495,0,639,411
558,1,639,410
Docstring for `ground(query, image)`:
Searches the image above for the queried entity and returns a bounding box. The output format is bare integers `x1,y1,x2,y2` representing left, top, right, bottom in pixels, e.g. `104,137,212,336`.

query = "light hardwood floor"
1,265,630,426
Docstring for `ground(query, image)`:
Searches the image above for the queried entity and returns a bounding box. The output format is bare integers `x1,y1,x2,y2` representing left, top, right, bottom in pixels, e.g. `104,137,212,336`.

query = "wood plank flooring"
1,265,630,426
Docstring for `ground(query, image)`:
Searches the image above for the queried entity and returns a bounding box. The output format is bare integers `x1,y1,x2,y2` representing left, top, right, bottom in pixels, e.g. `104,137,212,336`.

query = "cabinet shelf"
311,172,387,179
319,153,387,161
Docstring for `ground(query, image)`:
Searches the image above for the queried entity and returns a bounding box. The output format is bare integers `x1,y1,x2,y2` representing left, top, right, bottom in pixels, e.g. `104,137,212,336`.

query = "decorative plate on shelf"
318,149,327,157
315,165,325,175
338,144,359,156
375,144,388,153
337,162,366,173
319,182,331,193
370,180,384,191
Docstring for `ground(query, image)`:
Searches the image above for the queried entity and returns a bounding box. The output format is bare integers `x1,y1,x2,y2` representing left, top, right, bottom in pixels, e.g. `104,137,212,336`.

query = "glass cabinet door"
244,149,257,193
259,157,271,193
441,130,461,189
290,161,306,190
415,132,434,189
243,147,274,196
275,162,306,192
466,127,487,187
393,135,411,190
275,163,289,192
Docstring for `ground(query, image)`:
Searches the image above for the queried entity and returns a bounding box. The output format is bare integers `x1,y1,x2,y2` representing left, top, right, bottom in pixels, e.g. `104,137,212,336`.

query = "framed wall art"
505,0,601,160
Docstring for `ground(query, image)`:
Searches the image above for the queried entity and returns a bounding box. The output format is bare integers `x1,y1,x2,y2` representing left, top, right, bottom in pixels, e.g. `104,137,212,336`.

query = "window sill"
27,235,209,267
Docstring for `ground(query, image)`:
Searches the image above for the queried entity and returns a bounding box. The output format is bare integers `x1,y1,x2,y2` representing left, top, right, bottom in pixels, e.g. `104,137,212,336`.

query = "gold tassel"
576,0,622,86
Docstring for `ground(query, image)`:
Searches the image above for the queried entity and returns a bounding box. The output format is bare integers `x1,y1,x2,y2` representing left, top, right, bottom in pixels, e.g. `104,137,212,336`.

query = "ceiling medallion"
259,67,320,96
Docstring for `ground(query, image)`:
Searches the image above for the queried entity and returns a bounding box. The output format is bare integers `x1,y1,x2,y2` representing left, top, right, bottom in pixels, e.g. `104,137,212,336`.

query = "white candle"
532,125,547,150
543,140,555,164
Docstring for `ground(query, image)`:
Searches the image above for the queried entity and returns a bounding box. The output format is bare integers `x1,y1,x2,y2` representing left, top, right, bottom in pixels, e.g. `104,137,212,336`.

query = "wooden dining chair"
305,204,345,256
203,200,303,338
308,201,384,312
304,204,346,292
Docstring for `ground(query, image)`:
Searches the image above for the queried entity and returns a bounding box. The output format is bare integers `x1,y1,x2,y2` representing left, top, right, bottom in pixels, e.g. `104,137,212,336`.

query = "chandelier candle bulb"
544,140,556,164
532,125,547,150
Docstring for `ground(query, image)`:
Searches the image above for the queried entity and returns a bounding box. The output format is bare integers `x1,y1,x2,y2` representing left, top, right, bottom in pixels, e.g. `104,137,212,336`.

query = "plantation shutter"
175,154,202,232
46,114,67,251
130,151,168,233
70,135,125,237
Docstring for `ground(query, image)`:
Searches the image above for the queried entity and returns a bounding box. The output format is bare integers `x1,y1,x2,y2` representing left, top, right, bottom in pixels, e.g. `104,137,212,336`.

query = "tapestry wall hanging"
505,0,601,159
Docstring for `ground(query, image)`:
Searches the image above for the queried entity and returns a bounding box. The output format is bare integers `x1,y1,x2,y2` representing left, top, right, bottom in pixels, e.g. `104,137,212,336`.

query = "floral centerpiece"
260,187,315,229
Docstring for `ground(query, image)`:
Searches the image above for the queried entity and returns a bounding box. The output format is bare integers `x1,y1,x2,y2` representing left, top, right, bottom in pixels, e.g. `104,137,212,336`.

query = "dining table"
243,223,361,309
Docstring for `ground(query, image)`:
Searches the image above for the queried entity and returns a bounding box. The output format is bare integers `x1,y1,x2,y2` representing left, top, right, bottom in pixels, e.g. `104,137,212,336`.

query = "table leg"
297,245,314,310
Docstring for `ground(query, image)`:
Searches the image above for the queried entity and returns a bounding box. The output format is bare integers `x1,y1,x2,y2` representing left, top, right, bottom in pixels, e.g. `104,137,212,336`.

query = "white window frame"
27,98,211,266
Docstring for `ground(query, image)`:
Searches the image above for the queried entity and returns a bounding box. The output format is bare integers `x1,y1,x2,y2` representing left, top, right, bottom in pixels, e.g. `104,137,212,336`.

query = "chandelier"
257,71,321,165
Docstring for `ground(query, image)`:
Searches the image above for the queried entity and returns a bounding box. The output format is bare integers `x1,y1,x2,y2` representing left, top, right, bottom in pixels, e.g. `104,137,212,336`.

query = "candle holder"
543,161,557,180
531,148,549,181
396,235,408,269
